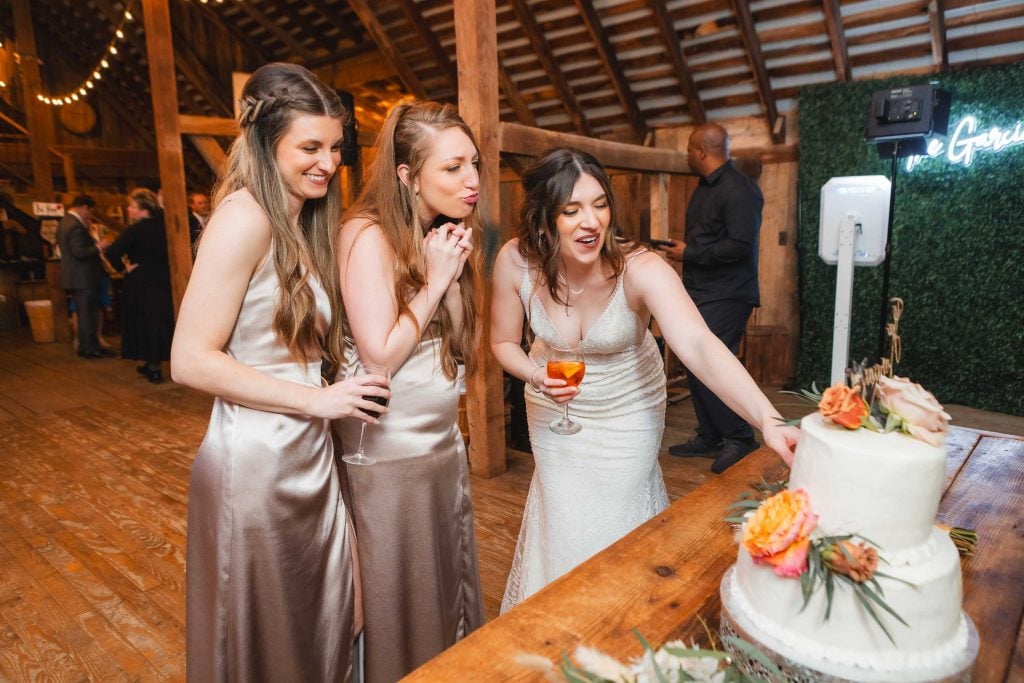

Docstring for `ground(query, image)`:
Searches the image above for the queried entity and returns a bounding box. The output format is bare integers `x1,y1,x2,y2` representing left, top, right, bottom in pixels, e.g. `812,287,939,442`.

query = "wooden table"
404,427,1024,682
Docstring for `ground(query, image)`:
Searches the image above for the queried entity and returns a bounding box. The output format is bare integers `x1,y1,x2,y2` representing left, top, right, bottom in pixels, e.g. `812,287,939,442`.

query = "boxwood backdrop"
797,63,1024,415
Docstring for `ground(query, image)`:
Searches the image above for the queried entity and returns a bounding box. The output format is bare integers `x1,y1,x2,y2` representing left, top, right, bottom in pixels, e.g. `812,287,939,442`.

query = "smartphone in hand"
649,239,674,249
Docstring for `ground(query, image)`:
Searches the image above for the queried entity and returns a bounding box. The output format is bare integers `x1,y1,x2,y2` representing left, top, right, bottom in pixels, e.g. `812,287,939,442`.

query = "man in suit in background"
188,191,210,251
56,195,111,359
657,123,764,473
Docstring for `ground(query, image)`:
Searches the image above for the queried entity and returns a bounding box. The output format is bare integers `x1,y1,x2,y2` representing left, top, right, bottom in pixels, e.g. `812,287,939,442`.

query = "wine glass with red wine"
547,344,585,435
342,362,391,466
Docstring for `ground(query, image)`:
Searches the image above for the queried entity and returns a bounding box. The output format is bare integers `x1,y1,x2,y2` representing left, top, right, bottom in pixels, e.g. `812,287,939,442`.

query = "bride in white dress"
490,148,799,612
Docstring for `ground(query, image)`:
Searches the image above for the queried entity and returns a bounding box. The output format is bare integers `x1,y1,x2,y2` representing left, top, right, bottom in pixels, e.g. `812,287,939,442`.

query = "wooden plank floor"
2,327,1023,681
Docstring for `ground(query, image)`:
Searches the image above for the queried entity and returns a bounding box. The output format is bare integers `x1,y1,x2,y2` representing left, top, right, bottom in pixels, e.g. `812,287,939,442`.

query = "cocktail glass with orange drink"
547,344,585,435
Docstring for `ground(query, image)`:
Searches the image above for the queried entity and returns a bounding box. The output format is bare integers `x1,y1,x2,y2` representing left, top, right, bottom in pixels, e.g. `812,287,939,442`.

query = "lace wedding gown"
501,255,669,613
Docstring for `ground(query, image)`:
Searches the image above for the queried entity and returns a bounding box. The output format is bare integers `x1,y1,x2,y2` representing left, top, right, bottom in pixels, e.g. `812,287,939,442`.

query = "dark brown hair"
516,147,627,306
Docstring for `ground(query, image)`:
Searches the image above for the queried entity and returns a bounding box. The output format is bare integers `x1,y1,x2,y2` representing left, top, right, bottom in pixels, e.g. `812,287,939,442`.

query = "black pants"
71,288,101,355
684,298,755,444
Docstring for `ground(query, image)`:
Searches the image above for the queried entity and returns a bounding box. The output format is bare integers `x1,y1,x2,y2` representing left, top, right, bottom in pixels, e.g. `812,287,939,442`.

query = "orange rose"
743,489,818,578
822,540,879,583
818,384,868,430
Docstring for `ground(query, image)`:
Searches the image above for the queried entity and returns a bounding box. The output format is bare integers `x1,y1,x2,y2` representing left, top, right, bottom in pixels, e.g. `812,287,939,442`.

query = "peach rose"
875,375,951,446
822,540,879,583
818,384,869,430
743,489,818,578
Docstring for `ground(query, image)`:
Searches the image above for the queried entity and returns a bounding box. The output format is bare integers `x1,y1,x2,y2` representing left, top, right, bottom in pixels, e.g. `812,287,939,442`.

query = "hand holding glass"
546,345,585,435
342,363,391,466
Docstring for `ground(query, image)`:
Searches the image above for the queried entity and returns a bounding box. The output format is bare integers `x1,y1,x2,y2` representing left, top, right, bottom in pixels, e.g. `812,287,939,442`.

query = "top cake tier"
789,413,947,556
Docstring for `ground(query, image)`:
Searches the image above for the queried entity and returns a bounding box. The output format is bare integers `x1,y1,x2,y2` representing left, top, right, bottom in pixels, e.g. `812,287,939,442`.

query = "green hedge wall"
797,63,1024,415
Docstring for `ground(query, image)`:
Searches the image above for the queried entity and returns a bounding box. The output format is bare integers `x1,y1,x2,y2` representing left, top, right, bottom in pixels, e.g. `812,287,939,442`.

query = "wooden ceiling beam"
236,2,316,63
500,122,691,174
191,3,274,65
91,0,232,117
179,115,239,137
274,1,336,56
508,0,592,136
729,0,784,145
498,63,536,127
345,0,428,99
305,0,366,48
822,0,852,82
644,0,705,124
0,99,30,137
929,0,949,71
572,0,647,143
396,0,457,89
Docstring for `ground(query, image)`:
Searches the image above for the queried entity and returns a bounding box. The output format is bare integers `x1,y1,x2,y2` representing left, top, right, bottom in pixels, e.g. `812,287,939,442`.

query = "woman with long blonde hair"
172,63,383,681
335,100,483,681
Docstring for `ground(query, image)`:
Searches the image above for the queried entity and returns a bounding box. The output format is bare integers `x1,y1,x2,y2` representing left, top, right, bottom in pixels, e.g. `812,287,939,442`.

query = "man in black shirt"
658,123,763,473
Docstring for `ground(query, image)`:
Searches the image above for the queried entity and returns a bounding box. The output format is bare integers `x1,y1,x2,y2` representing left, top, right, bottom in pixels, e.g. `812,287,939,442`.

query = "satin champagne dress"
501,253,670,612
186,254,356,682
336,327,484,683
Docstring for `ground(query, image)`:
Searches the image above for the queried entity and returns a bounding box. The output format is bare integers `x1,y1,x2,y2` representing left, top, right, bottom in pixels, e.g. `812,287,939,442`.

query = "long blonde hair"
342,100,480,379
213,62,347,373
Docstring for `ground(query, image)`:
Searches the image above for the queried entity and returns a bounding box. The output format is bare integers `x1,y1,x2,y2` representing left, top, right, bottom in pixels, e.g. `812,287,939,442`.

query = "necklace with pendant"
558,271,593,316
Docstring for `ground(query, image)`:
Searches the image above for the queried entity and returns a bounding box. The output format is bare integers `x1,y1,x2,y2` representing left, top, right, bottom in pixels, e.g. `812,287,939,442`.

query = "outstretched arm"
628,252,797,463
171,192,386,421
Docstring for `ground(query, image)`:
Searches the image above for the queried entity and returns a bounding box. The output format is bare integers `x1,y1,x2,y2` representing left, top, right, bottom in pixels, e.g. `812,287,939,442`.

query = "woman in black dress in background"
105,187,175,383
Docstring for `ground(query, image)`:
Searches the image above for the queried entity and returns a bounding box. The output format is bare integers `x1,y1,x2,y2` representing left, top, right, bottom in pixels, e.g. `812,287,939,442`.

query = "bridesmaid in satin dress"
335,100,484,682
171,63,387,682
490,147,800,611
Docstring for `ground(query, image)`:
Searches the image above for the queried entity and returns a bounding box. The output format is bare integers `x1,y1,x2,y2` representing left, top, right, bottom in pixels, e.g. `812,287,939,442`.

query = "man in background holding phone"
655,123,763,473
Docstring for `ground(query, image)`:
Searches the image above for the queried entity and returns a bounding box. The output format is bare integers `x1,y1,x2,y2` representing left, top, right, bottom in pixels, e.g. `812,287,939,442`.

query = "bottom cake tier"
720,563,978,682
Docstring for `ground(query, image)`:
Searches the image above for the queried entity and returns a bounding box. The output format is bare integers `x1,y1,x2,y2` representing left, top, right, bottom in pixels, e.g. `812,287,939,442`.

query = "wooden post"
455,0,507,478
141,0,191,314
11,0,55,200
649,173,669,241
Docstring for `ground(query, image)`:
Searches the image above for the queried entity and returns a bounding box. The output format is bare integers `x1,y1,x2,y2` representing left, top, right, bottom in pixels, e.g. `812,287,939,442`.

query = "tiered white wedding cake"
720,377,978,682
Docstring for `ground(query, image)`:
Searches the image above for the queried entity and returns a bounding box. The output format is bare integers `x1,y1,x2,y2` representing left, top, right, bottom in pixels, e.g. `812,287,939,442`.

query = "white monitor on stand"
819,176,891,385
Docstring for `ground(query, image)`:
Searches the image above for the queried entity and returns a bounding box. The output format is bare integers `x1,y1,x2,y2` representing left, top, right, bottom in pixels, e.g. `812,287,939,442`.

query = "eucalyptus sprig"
800,534,912,645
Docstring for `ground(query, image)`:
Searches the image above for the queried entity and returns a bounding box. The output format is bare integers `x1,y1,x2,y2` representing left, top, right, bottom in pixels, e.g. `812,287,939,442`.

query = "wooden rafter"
644,0,705,124
730,0,784,144
305,0,366,48
0,99,29,137
236,2,316,63
498,63,536,127
396,0,457,88
92,0,232,117
508,0,592,136
345,0,428,99
191,3,274,65
929,0,949,71
274,1,335,55
572,0,646,143
822,0,852,82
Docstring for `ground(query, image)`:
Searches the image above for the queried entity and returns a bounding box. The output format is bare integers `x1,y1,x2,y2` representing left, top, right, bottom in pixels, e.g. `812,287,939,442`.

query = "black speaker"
336,89,359,167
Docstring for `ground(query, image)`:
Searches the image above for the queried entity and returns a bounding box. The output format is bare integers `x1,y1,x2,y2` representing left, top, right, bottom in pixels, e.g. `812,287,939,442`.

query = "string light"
35,3,134,107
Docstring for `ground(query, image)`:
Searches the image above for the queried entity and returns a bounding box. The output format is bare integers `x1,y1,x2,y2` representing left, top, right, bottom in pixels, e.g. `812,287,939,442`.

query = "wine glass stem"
563,402,571,424
355,422,367,456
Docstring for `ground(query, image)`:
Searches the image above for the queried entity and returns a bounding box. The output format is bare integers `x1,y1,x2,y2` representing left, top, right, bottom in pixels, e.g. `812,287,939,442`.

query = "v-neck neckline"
532,274,622,348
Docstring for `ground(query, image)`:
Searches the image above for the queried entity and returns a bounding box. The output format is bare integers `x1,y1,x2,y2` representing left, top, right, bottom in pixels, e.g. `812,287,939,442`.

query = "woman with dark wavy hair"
171,63,384,681
335,99,483,681
490,147,798,611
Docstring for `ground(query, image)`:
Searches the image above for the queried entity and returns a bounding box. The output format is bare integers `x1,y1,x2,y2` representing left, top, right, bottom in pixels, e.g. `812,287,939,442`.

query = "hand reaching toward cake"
762,419,799,465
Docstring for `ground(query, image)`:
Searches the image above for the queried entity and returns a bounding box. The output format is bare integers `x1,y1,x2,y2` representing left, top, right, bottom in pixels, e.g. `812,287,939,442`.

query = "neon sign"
905,115,1024,171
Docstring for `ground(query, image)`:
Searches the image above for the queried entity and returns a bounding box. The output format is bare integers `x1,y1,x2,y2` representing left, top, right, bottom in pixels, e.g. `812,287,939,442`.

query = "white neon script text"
905,115,1024,171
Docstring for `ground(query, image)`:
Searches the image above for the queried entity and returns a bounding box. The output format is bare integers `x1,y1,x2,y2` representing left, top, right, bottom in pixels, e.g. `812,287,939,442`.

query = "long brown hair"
516,147,628,306
342,100,480,379
213,62,347,372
